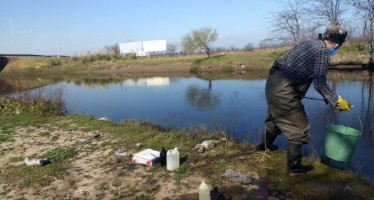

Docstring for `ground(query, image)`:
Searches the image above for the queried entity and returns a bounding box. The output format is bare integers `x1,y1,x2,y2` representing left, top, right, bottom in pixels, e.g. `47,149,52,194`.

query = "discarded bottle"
135,143,142,148
198,180,210,200
166,147,180,171
114,149,130,157
160,147,167,166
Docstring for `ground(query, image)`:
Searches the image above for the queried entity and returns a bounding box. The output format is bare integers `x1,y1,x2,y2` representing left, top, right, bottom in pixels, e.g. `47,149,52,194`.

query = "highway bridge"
0,54,69,58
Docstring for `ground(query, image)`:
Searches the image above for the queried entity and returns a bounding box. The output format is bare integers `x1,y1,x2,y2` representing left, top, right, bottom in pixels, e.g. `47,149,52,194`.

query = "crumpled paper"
224,169,252,185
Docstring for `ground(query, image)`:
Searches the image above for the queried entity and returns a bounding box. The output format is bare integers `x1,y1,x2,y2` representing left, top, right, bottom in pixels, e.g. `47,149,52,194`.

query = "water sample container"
160,147,167,166
325,124,361,162
166,148,180,171
198,180,210,200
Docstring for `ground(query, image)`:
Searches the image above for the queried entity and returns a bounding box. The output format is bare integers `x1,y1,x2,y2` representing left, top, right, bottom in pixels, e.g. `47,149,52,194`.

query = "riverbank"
0,97,373,199
2,45,371,76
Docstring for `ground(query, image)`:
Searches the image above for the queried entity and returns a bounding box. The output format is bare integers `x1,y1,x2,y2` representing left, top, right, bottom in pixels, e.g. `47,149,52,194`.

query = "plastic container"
166,148,180,171
160,147,167,166
198,180,210,200
114,149,130,157
325,124,361,162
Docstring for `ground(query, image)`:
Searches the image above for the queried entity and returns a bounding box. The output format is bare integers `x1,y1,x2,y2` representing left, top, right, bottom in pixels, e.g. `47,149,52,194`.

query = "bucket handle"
327,110,363,134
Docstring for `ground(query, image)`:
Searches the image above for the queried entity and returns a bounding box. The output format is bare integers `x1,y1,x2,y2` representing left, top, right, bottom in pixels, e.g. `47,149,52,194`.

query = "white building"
119,40,167,57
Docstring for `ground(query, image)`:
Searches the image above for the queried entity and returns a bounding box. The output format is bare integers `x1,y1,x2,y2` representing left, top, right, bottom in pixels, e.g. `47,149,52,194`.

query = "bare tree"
181,27,218,57
308,0,347,23
268,0,307,44
166,43,177,56
348,0,374,65
243,43,255,51
105,44,120,56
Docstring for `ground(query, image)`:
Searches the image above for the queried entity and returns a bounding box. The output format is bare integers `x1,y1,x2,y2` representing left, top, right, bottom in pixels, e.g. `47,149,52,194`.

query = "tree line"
265,0,374,64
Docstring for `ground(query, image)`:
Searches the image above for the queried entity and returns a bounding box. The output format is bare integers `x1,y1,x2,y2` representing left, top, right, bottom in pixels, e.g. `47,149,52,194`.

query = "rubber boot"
287,142,314,176
256,132,279,151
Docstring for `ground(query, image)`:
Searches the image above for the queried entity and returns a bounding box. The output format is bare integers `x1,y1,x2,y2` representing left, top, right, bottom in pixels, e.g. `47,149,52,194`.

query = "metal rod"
304,96,325,101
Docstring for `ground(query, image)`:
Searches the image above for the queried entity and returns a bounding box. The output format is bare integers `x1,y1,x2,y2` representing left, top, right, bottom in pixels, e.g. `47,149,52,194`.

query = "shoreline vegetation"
1,45,374,199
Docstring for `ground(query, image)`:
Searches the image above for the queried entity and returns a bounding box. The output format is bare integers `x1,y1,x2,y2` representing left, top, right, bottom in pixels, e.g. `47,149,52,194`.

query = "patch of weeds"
149,184,161,193
128,185,140,196
9,156,24,162
47,127,57,132
174,165,191,183
0,133,11,142
0,96,64,117
1,127,13,134
112,179,122,187
100,140,112,147
38,131,50,137
134,194,154,200
82,127,95,132
47,58,62,67
0,127,13,142
5,162,65,188
221,65,234,73
189,66,199,73
43,148,76,162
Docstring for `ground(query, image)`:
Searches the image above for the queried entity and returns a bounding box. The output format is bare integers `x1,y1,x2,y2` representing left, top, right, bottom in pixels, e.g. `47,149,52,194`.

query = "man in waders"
256,22,351,176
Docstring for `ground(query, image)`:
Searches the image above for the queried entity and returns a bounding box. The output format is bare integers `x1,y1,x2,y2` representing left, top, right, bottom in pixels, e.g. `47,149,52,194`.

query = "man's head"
322,22,348,48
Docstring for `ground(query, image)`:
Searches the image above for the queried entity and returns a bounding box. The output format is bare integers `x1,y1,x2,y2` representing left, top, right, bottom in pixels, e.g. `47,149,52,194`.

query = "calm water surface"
35,72,374,181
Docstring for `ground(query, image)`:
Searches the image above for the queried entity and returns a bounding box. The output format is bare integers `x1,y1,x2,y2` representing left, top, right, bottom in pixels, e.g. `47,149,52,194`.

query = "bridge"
0,54,69,58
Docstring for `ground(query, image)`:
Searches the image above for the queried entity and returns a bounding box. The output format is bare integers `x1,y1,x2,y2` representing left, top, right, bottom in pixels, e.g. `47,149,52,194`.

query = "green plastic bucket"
324,124,361,162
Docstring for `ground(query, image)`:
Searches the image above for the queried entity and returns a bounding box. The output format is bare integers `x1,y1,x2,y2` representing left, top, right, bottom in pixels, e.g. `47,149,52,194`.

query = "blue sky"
0,1,281,55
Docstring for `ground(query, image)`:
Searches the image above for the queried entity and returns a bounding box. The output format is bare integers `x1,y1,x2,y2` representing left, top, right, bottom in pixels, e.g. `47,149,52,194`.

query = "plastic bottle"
198,180,210,200
160,147,167,166
166,148,180,171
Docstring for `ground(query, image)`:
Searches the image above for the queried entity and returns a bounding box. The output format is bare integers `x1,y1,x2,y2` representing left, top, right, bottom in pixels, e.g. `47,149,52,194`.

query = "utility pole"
59,39,62,57
10,17,16,53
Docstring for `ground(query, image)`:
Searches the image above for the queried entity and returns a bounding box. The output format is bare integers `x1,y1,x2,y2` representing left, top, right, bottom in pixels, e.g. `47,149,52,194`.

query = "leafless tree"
105,44,120,56
243,43,255,51
166,43,177,56
308,0,347,23
348,0,374,65
268,0,307,44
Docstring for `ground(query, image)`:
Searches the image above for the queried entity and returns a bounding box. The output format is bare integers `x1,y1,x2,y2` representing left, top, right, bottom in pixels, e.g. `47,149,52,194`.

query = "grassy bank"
1,49,281,75
2,42,370,76
0,97,373,199
1,43,371,93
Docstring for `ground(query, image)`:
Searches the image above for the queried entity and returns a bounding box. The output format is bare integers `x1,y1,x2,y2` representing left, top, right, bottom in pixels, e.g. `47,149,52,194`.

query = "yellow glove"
336,96,351,111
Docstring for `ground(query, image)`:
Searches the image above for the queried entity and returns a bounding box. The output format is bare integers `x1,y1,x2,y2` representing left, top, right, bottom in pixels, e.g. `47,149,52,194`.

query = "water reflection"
3,70,374,181
186,82,220,110
122,77,170,87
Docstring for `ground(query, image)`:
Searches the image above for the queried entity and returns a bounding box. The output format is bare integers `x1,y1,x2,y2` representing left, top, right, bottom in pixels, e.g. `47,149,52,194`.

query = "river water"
14,70,374,181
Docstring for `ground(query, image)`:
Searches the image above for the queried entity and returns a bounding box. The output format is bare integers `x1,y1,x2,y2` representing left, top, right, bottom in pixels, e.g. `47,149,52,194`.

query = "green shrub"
0,97,62,117
221,65,234,73
340,43,366,53
47,58,62,67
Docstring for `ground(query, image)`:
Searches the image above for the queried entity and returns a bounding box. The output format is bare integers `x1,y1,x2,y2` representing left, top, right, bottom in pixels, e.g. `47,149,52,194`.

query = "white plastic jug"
166,148,180,171
198,180,210,200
